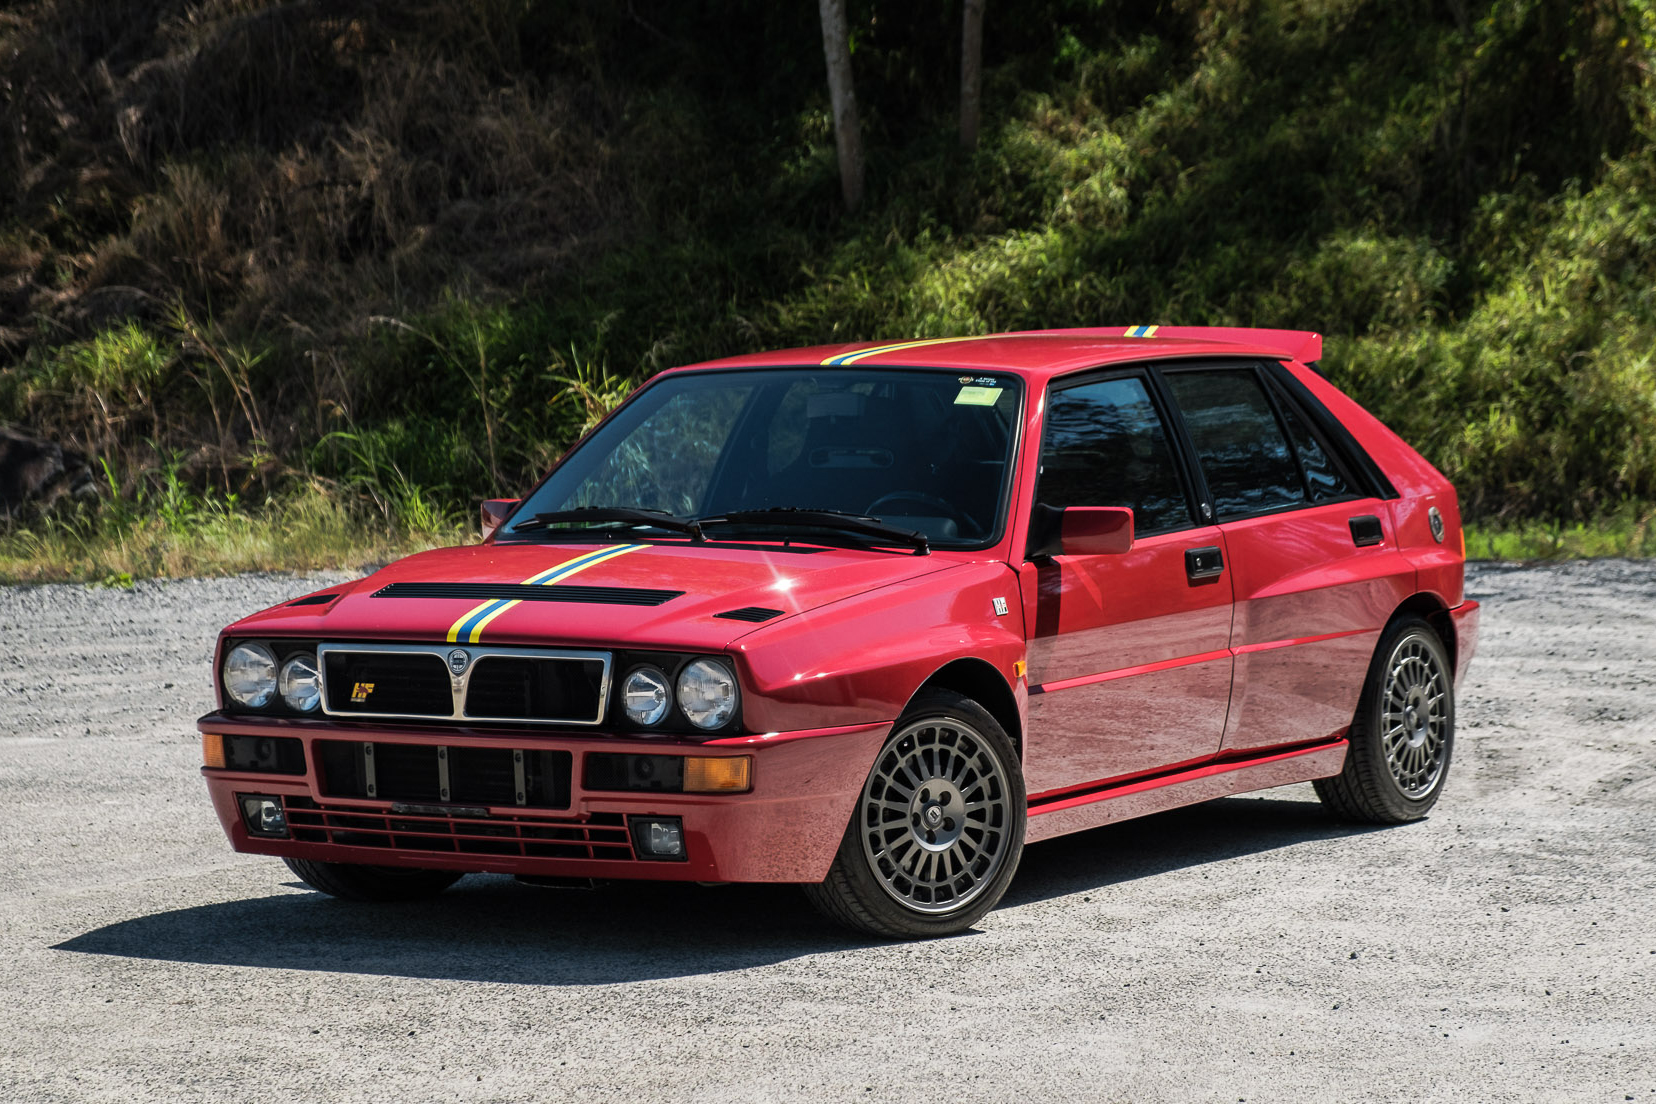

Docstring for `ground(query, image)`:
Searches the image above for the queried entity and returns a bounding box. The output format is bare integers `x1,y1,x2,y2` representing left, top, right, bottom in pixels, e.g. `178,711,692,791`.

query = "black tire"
1315,615,1455,823
804,689,1026,939
283,858,463,901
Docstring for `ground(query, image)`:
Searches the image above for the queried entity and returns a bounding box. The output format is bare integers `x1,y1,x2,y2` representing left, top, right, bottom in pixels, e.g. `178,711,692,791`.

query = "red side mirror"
480,499,520,542
1060,506,1134,556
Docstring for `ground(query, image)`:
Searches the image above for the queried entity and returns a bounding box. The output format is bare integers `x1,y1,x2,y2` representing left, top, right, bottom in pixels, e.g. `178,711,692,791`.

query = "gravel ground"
2,562,1653,1103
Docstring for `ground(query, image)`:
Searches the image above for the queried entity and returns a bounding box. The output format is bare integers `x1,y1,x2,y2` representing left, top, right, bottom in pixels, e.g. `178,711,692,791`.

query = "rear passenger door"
1018,371,1234,796
1159,363,1417,754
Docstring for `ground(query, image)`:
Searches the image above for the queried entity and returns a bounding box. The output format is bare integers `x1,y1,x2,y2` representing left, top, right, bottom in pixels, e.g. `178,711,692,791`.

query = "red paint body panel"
1025,739,1349,842
1217,500,1417,752
199,327,1480,893
1020,527,1234,792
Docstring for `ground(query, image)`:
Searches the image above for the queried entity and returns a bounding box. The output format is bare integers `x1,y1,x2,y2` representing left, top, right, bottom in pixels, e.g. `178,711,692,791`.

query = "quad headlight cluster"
620,657,739,731
223,641,321,714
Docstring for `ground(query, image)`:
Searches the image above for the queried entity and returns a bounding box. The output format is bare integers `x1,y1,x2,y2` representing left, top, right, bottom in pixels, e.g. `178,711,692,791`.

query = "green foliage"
4,0,1656,579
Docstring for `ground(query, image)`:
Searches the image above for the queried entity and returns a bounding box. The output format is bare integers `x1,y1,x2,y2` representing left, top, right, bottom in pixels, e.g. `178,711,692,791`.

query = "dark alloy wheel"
284,858,463,902
1316,615,1455,823
804,689,1026,938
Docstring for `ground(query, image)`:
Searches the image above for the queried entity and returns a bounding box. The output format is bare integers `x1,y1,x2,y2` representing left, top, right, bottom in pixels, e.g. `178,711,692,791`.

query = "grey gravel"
2,562,1654,1103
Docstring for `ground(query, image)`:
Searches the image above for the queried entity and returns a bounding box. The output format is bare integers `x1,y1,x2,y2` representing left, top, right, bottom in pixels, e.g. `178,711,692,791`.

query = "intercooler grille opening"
284,797,634,860
317,740,572,809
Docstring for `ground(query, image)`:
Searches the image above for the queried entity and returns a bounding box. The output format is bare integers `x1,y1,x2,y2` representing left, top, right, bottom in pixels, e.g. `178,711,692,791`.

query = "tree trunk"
960,0,986,150
817,0,864,212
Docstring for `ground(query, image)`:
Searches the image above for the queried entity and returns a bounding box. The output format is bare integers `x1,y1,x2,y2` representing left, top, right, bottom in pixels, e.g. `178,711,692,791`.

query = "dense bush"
2,0,1654,542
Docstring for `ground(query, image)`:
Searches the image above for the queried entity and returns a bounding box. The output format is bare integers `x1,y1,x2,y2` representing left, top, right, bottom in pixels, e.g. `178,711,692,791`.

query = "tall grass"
3,0,1656,579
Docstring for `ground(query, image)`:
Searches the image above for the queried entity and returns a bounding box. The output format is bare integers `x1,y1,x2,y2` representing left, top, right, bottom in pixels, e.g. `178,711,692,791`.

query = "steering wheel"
865,491,974,534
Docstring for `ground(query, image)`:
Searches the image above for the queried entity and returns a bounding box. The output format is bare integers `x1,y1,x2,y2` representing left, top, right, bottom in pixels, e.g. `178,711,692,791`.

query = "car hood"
226,540,970,651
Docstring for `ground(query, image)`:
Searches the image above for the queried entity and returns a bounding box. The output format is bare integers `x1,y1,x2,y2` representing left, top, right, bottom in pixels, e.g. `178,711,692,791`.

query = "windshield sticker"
955,385,1002,406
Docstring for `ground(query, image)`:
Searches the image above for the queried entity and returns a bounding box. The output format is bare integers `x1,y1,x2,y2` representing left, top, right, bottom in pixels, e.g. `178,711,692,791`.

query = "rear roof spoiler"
1043,326,1323,365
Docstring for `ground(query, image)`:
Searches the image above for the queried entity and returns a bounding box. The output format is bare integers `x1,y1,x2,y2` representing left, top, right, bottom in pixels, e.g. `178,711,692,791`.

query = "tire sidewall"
828,689,1027,938
1355,617,1456,820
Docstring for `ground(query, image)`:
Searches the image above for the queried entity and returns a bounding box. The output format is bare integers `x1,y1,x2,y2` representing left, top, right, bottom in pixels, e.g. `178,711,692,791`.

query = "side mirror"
1027,504,1135,559
480,499,520,542
1061,506,1134,555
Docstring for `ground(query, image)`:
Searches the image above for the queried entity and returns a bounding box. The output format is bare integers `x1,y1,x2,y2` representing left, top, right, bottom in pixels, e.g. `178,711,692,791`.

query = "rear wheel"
804,689,1025,938
1316,615,1455,823
284,858,463,901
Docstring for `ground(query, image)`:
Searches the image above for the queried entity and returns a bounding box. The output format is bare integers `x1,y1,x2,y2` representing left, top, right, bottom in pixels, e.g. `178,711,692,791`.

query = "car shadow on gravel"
55,794,1392,985
52,877,865,985
1002,793,1391,909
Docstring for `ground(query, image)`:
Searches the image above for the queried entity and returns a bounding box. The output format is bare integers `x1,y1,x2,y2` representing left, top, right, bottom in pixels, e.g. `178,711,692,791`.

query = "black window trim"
1262,360,1399,501
1156,358,1365,526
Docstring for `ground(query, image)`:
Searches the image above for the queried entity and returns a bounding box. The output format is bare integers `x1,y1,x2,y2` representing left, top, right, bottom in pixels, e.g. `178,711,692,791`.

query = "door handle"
1185,546,1224,580
1349,515,1384,547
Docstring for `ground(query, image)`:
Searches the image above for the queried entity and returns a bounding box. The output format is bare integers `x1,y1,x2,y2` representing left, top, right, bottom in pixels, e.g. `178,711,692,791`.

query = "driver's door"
1018,372,1235,796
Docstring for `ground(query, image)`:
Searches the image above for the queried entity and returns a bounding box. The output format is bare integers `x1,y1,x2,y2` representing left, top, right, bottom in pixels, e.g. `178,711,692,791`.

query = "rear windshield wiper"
510,507,704,540
700,508,929,554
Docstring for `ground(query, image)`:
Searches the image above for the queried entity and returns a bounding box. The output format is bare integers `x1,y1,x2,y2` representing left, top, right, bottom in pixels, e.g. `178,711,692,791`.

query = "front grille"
373,582,683,606
463,655,604,721
322,651,452,716
283,797,634,860
316,644,612,725
317,739,572,809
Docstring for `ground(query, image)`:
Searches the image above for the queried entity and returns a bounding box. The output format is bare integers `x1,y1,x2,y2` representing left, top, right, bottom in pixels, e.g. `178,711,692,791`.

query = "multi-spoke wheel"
805,689,1025,938
1316,615,1455,823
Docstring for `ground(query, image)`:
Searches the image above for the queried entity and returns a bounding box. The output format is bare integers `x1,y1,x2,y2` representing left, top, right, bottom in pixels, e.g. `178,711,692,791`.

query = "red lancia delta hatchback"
200,327,1479,937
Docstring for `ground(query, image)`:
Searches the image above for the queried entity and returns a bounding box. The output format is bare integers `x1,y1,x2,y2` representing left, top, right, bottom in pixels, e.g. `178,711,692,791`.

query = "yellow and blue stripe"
820,335,996,366
446,543,645,643
1124,324,1159,337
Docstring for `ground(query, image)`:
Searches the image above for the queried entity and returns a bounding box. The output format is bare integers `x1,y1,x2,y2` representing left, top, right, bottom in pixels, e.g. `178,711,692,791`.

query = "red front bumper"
198,714,890,884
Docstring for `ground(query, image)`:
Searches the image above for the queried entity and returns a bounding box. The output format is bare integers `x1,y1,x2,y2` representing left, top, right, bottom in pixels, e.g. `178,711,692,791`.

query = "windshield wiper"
510,507,704,540
700,508,929,554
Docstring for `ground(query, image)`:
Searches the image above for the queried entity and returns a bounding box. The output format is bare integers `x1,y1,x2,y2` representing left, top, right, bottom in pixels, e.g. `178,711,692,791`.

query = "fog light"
629,816,686,861
239,794,290,838
684,756,752,793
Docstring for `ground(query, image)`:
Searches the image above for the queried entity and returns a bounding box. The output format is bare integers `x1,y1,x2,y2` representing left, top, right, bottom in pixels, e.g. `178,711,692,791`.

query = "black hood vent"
287,592,340,607
373,582,683,607
714,606,785,623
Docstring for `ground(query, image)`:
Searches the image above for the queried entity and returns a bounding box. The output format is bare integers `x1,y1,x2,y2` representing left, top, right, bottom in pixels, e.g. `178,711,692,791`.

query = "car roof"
678,326,1322,381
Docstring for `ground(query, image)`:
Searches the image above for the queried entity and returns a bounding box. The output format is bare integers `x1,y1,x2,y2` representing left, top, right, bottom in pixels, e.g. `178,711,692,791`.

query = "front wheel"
284,858,463,901
1316,615,1455,823
804,689,1026,938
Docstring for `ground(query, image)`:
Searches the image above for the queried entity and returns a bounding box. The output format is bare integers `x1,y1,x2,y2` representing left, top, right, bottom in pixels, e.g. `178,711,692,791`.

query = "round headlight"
224,643,277,709
676,658,738,730
280,653,322,713
622,666,671,726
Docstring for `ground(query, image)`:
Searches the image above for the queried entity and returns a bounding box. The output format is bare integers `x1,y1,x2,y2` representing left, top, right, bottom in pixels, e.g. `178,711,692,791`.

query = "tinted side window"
1165,369,1302,519
1275,394,1352,501
1037,376,1190,534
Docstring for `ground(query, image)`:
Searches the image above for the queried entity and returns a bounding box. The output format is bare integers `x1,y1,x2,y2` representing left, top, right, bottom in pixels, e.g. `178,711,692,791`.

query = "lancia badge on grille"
447,648,471,676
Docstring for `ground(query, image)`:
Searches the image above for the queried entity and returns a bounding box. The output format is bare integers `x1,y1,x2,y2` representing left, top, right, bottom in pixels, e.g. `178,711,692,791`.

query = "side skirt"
1023,738,1348,844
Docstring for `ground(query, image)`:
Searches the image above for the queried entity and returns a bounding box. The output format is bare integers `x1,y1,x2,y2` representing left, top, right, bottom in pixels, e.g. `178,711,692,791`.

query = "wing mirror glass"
480,498,520,541
1060,506,1134,555
1027,505,1135,558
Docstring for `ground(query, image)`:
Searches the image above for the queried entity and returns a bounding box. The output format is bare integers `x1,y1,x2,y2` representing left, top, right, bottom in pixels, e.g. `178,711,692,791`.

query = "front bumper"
197,713,889,884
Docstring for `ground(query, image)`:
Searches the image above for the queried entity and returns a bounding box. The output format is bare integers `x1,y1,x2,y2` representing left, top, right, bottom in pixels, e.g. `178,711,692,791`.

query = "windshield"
506,367,1023,549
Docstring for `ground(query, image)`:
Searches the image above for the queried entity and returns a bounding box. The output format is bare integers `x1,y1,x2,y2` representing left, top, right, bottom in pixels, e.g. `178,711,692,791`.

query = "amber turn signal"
202,732,226,769
683,755,752,793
